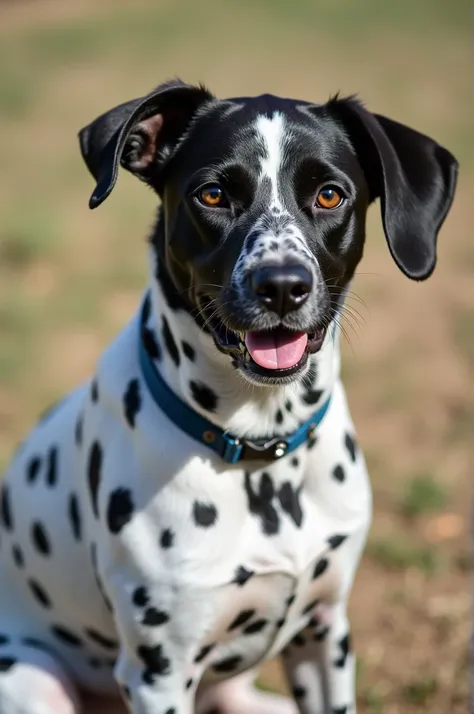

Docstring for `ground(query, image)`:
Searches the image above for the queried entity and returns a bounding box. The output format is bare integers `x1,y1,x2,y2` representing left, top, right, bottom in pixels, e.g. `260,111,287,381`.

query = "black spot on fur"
0,635,9,646
165,709,176,714
212,654,243,672
26,456,42,484
90,543,113,612
292,633,305,647
292,685,306,699
142,292,152,323
189,381,218,413
332,464,346,483
192,500,218,528
85,628,118,651
87,441,103,518
182,341,195,361
244,472,279,536
0,657,16,672
307,433,318,450
291,456,299,468
276,618,285,628
185,678,193,690
160,528,174,548
28,579,52,609
123,378,141,428
142,607,170,627
243,619,267,635
275,408,283,425
107,488,134,534
194,643,215,663
142,326,161,360
286,594,295,606
232,565,254,586
301,388,323,406
75,415,83,446
285,399,293,412
334,633,351,668
31,522,51,556
278,482,303,527
137,643,171,677
344,433,357,462
68,493,82,541
91,379,99,403
228,609,255,631
45,447,58,487
162,316,180,367
51,625,83,647
327,534,348,549
333,707,348,714
12,544,24,568
302,598,319,615
133,586,149,607
313,558,329,579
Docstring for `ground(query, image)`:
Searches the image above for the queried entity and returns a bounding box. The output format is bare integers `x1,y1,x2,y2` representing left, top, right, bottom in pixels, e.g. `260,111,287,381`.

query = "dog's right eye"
197,184,229,208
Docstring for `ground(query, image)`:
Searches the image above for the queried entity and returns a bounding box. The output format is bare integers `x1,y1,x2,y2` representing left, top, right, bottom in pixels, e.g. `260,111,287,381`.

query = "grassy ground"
0,1,471,712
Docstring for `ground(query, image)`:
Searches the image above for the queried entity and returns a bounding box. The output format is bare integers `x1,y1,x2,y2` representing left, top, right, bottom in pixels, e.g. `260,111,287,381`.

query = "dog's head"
79,80,458,386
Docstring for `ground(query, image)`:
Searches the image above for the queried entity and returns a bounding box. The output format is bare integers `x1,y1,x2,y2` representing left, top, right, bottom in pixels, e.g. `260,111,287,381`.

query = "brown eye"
198,185,227,208
316,186,344,209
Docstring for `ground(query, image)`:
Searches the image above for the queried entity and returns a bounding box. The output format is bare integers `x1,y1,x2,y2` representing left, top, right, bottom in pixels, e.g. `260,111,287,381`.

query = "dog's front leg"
96,541,212,714
281,603,355,714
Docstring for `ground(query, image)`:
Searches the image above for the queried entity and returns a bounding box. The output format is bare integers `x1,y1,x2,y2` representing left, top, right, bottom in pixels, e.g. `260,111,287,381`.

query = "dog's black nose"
250,264,313,316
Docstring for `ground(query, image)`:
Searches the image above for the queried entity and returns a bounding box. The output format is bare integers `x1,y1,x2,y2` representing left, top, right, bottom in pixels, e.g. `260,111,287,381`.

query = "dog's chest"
179,457,366,681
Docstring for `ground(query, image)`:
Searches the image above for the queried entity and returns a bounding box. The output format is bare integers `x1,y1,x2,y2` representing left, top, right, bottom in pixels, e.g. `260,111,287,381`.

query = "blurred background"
0,1,471,712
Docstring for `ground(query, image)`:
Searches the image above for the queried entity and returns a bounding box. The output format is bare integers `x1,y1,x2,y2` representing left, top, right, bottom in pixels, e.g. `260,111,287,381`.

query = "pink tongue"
245,331,308,370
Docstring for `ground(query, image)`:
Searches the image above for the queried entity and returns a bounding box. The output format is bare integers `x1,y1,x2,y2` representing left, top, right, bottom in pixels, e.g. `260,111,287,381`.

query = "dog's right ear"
78,80,214,209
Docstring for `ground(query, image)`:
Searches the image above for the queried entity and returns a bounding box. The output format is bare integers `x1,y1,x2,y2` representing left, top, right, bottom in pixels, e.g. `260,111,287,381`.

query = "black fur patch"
45,447,58,487
28,579,52,609
123,378,141,428
0,485,13,531
31,522,51,556
51,625,83,647
106,488,134,534
278,481,303,527
162,316,180,367
68,493,82,541
244,472,279,536
26,456,42,484
87,441,103,518
192,500,218,528
189,381,218,413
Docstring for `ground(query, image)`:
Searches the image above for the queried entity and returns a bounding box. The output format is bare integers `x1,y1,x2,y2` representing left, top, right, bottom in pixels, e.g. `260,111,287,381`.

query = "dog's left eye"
315,186,344,209
197,184,229,208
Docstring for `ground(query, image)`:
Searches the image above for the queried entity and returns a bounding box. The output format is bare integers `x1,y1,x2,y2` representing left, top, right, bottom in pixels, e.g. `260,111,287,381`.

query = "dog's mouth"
199,298,326,383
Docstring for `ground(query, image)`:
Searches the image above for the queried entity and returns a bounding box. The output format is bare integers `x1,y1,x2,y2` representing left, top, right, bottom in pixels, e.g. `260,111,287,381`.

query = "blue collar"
138,296,331,464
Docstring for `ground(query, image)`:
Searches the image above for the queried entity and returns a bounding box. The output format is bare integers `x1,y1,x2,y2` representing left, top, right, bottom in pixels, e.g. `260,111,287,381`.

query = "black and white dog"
0,80,457,714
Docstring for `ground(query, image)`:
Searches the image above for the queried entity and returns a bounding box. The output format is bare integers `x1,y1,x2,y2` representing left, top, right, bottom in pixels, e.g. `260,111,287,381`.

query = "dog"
0,79,457,714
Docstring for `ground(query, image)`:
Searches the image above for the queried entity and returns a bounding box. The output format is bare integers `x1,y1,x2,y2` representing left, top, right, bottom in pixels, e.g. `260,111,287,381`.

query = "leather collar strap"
138,295,331,464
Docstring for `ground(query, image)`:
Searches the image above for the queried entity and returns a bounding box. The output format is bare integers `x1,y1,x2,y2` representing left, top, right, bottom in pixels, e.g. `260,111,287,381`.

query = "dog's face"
79,81,458,386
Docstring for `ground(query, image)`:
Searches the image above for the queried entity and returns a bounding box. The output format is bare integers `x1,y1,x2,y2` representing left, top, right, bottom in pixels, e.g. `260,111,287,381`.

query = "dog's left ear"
79,80,214,209
327,97,458,280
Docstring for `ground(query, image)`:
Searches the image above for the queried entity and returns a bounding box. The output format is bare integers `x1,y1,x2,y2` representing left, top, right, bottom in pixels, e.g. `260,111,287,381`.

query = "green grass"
399,473,448,518
401,675,438,706
368,536,442,575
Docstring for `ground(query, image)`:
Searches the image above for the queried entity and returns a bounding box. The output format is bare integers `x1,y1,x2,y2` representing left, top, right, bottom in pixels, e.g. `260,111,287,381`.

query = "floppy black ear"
78,80,214,209
327,97,458,280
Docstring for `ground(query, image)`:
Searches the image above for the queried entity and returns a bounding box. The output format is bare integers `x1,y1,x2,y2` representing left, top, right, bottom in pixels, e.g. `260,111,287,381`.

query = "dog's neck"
145,250,340,440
